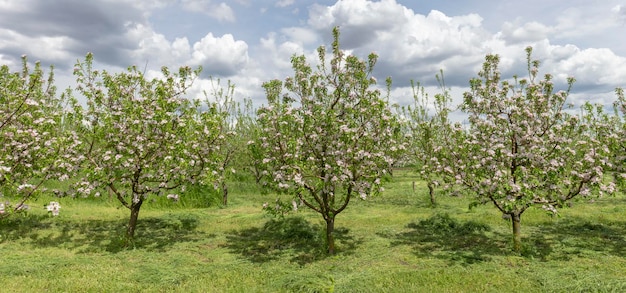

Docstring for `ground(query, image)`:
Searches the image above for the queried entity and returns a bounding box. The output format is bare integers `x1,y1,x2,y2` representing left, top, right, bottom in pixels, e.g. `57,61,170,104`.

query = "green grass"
2,170,626,292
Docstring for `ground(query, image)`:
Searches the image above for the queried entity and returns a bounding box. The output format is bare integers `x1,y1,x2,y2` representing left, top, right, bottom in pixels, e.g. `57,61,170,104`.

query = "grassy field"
2,170,626,292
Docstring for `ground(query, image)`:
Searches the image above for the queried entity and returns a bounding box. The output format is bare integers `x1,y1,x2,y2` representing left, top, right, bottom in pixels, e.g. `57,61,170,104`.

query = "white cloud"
302,0,626,105
123,0,175,11
126,23,249,77
0,0,23,12
191,33,249,76
258,32,305,73
181,0,235,22
275,0,294,8
379,10,486,62
499,21,552,44
553,4,624,41
0,0,624,111
280,27,318,45
614,4,626,24
172,37,192,60
611,4,622,13
308,0,414,48
0,53,17,69
309,0,411,30
307,1,491,86
127,23,180,65
0,28,74,64
554,48,626,87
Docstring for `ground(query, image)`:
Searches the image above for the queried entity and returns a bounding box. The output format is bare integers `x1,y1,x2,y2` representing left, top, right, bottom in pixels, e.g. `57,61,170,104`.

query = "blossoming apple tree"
70,53,224,238
398,74,454,206
202,80,253,206
253,27,405,254
439,47,614,252
0,57,78,217
611,88,626,192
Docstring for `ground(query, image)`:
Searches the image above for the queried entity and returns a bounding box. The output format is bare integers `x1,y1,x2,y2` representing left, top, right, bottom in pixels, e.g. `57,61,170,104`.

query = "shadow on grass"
381,213,509,265
222,216,361,265
0,212,209,253
383,212,626,264
526,217,626,260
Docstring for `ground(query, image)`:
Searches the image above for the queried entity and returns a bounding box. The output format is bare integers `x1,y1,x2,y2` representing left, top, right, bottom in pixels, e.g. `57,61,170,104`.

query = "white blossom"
45,201,61,216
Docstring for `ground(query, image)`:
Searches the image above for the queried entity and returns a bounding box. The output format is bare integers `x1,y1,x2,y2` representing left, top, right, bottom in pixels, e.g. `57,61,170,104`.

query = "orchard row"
1,28,624,253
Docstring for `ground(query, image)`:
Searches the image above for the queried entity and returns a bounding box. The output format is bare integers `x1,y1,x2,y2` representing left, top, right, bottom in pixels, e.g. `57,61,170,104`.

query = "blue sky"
1,0,625,109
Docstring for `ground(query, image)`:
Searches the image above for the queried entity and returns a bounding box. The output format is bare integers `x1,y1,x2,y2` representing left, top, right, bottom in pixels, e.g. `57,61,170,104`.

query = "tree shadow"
525,217,626,260
382,212,626,264
0,212,210,253
222,216,361,266
380,213,510,265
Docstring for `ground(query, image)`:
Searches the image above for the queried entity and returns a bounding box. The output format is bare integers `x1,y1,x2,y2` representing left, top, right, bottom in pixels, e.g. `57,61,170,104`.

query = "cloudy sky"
1,0,625,110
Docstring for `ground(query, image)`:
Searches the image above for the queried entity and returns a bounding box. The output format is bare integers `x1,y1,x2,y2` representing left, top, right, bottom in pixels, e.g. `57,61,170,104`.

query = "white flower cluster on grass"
45,201,61,216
